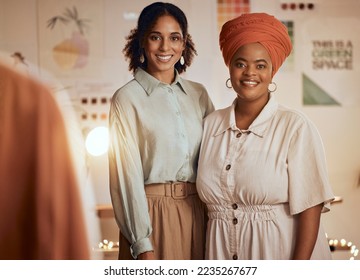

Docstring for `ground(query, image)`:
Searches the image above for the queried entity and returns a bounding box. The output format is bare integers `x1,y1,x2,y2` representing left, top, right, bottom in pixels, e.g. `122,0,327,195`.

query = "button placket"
223,130,245,261
168,86,189,181
231,203,239,260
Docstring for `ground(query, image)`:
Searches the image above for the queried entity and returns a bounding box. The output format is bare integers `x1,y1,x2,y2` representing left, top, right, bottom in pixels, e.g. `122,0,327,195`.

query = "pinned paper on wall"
217,0,250,32
301,17,360,106
280,20,295,73
37,0,103,78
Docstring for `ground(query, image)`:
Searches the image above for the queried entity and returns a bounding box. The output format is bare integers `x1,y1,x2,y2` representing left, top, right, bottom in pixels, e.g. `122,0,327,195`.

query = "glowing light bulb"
85,126,109,156
341,239,346,247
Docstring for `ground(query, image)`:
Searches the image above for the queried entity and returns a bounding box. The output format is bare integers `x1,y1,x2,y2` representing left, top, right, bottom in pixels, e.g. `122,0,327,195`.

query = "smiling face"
143,15,185,83
229,42,273,104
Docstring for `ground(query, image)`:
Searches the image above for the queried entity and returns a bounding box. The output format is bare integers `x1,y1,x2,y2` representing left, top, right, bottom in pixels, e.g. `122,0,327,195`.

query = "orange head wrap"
219,13,292,77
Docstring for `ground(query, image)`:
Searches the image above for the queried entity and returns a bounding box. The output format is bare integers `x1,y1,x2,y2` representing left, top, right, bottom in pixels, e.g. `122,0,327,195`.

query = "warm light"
97,239,119,251
85,126,109,156
328,236,358,260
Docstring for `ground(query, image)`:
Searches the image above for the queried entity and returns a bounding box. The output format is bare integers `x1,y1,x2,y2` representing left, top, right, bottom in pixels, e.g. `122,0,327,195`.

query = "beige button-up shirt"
109,68,214,258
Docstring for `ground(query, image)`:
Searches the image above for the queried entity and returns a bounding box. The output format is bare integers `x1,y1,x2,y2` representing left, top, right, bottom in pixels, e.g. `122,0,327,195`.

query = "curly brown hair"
123,2,197,74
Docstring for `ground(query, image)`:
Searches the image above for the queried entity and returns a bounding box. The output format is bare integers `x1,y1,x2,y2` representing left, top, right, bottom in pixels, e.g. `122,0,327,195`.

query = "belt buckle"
171,183,187,199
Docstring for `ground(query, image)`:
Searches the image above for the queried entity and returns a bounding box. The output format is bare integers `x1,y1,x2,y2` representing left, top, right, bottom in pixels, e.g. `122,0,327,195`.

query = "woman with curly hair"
108,2,214,260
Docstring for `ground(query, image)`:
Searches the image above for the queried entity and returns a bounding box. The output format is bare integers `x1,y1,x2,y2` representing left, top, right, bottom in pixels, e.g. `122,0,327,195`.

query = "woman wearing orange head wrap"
196,13,334,260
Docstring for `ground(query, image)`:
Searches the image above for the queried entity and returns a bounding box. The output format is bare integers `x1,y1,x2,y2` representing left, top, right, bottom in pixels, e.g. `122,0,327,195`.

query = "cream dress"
196,95,334,260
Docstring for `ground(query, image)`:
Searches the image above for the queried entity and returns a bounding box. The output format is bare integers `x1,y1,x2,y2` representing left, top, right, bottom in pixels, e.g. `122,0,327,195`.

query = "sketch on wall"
10,52,30,75
46,6,90,70
37,0,103,78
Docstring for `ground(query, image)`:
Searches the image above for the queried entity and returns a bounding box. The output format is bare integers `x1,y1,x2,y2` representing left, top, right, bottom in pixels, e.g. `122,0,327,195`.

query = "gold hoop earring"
180,56,185,65
268,82,277,93
226,78,232,89
140,54,145,64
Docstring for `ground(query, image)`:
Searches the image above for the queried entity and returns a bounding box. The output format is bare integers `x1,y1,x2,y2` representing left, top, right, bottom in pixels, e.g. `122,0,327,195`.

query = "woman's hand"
137,251,156,260
292,203,323,260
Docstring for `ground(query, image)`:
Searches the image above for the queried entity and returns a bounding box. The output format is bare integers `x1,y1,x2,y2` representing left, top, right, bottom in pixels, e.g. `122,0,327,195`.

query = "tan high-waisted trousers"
118,182,206,260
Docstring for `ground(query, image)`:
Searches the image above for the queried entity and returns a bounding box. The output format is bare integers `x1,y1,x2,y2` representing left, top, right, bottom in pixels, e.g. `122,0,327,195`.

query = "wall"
1,0,359,259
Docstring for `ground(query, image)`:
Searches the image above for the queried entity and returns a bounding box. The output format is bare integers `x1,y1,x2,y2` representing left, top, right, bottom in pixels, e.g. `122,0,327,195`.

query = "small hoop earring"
180,56,185,65
268,82,277,93
140,54,145,64
226,78,232,89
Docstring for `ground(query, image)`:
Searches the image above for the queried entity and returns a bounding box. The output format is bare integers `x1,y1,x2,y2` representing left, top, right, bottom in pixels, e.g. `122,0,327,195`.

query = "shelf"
96,204,114,218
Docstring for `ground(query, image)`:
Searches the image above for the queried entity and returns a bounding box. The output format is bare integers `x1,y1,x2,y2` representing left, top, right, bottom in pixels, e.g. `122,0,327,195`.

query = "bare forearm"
137,251,155,260
292,203,323,260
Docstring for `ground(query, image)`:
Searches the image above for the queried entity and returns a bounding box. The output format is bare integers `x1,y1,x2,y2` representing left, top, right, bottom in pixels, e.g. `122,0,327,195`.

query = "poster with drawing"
37,0,103,78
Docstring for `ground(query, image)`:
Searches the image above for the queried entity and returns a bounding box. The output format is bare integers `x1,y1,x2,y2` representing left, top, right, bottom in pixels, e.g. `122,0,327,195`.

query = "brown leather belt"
145,182,197,200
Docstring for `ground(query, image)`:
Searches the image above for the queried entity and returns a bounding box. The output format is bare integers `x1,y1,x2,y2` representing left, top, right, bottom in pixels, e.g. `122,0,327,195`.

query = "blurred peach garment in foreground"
0,62,90,259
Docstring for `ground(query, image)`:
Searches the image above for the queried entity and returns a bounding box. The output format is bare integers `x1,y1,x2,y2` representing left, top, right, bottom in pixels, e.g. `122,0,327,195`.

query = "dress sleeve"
287,117,334,215
108,94,153,258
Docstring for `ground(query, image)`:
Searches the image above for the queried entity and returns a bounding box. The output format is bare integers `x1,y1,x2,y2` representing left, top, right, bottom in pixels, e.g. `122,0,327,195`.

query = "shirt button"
236,133,241,138
232,203,238,210
225,164,231,170
233,254,238,260
233,218,238,225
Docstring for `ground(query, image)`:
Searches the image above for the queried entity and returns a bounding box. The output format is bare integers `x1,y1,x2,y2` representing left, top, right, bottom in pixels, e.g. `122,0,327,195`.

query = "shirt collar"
214,93,278,137
134,67,187,96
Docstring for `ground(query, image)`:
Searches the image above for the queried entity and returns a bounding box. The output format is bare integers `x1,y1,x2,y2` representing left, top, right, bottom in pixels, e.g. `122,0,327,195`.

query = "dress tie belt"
145,182,197,200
